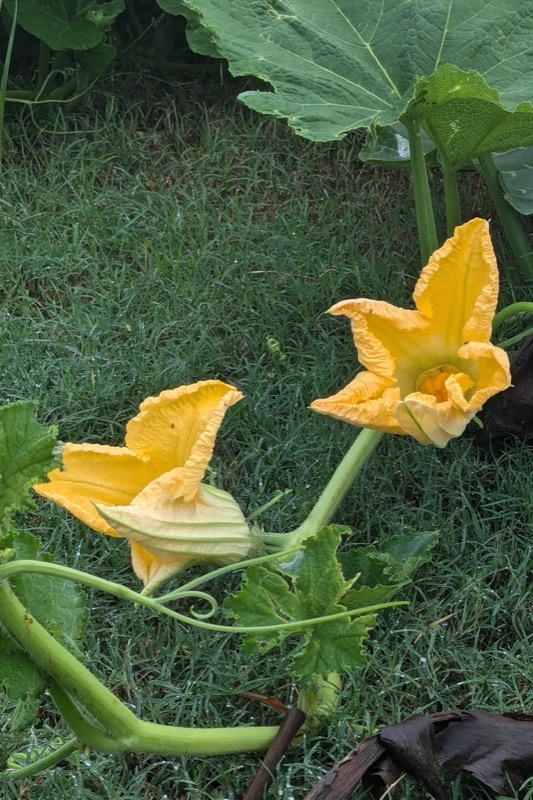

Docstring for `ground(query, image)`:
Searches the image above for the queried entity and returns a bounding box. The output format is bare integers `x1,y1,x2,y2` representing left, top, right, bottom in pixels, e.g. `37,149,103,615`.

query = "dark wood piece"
471,335,533,446
242,707,306,800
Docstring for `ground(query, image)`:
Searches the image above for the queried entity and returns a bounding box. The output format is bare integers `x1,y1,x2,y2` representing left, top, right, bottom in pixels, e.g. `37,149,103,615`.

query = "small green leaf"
359,123,439,168
226,526,392,687
0,402,58,525
409,66,533,170
292,616,371,688
227,527,438,688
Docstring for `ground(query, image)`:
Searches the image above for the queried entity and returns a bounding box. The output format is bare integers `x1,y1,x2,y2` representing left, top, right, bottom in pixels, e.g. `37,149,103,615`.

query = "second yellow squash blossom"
311,219,511,447
34,381,254,592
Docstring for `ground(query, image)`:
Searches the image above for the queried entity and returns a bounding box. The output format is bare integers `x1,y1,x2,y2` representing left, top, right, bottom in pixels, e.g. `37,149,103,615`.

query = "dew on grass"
277,765,296,799
394,669,412,680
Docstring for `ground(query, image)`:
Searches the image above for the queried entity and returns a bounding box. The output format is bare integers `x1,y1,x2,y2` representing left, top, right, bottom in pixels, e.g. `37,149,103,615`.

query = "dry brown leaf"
304,709,533,800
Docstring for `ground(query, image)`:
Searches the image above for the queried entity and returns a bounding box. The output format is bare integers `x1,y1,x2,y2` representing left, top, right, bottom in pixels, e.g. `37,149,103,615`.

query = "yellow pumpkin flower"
33,381,254,592
311,218,511,447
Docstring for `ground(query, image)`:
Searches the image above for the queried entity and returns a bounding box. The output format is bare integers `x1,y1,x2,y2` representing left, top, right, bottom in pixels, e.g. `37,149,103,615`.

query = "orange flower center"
416,364,460,403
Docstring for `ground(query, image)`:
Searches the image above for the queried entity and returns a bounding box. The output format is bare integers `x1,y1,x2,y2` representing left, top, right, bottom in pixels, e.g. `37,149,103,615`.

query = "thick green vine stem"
48,683,126,753
0,581,137,739
0,581,278,756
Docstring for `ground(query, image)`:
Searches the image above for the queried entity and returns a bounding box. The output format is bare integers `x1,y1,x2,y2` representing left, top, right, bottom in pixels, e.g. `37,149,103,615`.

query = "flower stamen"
416,364,460,403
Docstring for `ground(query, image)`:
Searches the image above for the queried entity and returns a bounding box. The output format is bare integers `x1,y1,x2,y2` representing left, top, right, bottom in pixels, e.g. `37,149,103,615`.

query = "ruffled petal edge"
310,371,403,434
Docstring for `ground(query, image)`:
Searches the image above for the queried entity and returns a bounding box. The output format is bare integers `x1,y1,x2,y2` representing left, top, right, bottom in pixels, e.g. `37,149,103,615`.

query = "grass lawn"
1,72,533,799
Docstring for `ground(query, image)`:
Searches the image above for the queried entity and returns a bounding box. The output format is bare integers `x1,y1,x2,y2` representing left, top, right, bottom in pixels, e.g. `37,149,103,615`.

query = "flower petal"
396,393,472,447
99,481,252,591
330,299,428,382
33,443,158,536
457,341,511,409
413,218,498,344
128,540,187,595
180,389,244,501
310,371,403,434
125,381,243,490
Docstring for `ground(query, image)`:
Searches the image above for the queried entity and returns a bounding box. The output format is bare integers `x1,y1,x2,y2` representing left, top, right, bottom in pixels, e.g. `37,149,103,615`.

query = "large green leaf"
4,531,88,644
0,402,58,524
0,531,88,729
6,0,125,51
157,0,221,58
164,0,533,144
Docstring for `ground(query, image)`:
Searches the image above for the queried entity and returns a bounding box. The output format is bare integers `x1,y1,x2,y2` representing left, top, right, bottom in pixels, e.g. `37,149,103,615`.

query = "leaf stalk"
402,119,439,264
0,737,81,782
492,302,533,332
265,428,385,551
441,160,461,235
